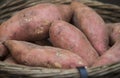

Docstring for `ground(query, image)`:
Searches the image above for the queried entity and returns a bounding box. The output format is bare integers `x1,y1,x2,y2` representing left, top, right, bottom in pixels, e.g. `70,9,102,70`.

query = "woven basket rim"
0,0,120,23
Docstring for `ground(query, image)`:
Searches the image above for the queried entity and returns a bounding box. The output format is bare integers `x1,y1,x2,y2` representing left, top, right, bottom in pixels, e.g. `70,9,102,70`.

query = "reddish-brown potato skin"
0,3,73,59
107,23,120,45
0,3,72,42
57,4,73,22
0,42,8,60
4,40,87,69
71,1,109,55
4,55,17,64
93,40,120,67
49,20,99,66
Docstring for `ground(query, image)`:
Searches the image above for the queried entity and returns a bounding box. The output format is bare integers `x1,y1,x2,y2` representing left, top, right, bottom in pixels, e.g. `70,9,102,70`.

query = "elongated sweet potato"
71,1,109,55
107,23,120,45
4,40,87,69
49,20,99,66
93,40,120,67
0,3,73,58
0,42,8,60
4,55,17,64
0,3,72,42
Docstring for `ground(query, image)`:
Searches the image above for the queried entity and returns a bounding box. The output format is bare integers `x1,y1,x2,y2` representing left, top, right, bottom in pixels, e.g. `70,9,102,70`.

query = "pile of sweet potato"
0,1,120,69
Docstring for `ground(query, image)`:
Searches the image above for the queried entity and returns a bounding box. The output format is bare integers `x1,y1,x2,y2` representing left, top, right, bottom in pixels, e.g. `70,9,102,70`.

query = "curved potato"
4,40,87,69
93,40,120,67
71,1,109,55
49,20,99,66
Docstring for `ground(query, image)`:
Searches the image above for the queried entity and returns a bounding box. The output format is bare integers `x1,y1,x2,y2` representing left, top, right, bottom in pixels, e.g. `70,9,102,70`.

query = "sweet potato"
0,42,8,60
4,55,17,64
0,3,73,58
49,20,99,66
4,40,87,69
71,1,109,55
93,40,120,67
107,23,120,45
0,3,72,42
57,4,73,22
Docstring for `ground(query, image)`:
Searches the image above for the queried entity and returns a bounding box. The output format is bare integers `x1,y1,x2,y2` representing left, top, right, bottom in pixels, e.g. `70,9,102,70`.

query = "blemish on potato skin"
56,51,62,57
24,17,33,22
19,10,34,27
55,49,64,58
34,27,44,35
78,61,83,65
32,20,51,38
54,62,62,68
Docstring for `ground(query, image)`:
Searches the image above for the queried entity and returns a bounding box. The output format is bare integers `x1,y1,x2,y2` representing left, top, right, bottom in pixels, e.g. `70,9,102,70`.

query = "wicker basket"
0,0,120,78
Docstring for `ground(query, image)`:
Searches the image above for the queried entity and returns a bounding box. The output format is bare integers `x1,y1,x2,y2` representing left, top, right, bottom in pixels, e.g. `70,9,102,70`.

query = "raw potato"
93,40,120,67
4,40,87,69
4,55,17,64
0,3,72,42
0,42,8,60
71,1,109,55
57,4,73,22
49,20,99,66
107,23,120,45
0,3,73,58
